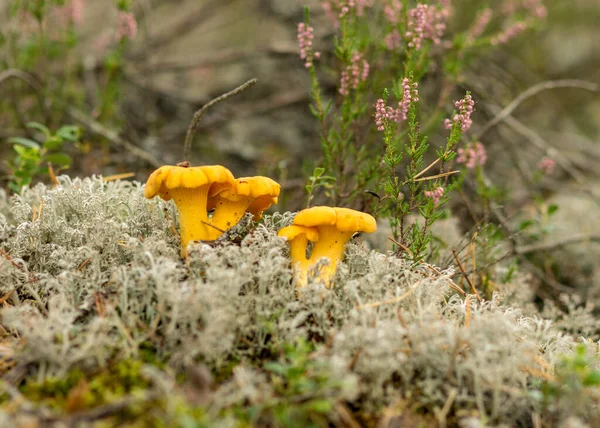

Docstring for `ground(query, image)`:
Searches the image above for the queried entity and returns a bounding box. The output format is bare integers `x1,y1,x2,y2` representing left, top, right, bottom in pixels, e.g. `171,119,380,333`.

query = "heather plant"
1,0,137,185
298,0,548,261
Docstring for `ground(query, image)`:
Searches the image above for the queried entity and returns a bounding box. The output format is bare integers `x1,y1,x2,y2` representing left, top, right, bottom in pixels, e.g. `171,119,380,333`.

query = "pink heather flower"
339,51,369,96
374,99,394,131
298,22,319,68
321,0,375,26
56,0,84,25
446,94,475,131
385,29,402,50
457,142,487,169
405,3,449,51
424,186,445,205
467,8,492,43
384,0,403,24
502,0,547,19
374,78,419,131
395,78,419,122
537,156,556,174
116,11,137,41
491,21,527,45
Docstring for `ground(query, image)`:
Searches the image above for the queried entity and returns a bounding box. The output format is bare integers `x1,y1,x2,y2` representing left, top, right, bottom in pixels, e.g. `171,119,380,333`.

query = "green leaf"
583,371,600,387
304,399,332,414
313,167,325,178
547,204,559,216
45,153,72,166
13,145,40,160
264,362,287,377
518,220,535,231
43,137,63,151
26,122,51,138
8,137,41,150
56,125,81,142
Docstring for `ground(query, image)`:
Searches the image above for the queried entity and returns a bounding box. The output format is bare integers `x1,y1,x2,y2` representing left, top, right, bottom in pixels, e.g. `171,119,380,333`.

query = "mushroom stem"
210,197,251,237
308,226,353,288
170,186,212,255
289,234,310,288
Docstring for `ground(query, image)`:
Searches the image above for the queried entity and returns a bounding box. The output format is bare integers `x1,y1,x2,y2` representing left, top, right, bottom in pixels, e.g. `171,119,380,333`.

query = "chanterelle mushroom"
277,225,320,288
278,206,377,288
144,164,234,256
208,176,280,233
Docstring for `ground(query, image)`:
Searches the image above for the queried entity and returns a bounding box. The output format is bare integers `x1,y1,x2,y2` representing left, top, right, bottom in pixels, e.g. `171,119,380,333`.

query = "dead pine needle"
183,78,258,160
411,170,460,183
413,158,441,179
388,236,414,257
103,172,135,182
48,163,59,186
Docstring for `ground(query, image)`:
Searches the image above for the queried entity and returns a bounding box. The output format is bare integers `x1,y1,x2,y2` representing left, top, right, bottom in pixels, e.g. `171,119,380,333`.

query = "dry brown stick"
66,107,161,168
183,78,258,161
516,233,600,255
499,112,586,184
452,249,482,302
42,391,161,426
476,79,599,139
0,69,49,126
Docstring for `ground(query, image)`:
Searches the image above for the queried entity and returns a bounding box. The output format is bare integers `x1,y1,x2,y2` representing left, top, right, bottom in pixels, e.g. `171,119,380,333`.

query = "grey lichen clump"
0,177,599,426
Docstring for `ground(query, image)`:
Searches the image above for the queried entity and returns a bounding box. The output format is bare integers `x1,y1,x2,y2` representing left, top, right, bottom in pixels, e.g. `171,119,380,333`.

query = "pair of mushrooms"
278,206,377,288
144,164,280,256
143,164,377,289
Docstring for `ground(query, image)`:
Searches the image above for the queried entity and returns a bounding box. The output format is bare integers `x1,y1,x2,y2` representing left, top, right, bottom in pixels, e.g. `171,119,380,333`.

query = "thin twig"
43,391,161,425
426,265,466,295
499,112,586,184
66,107,160,167
516,233,600,255
387,236,414,257
0,69,47,117
477,79,599,139
410,170,460,183
413,158,441,179
452,249,482,302
183,78,258,161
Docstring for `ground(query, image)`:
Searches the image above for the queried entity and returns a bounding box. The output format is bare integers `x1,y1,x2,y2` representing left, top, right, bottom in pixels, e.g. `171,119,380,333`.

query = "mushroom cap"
144,165,234,201
209,176,280,214
293,206,377,234
278,225,319,243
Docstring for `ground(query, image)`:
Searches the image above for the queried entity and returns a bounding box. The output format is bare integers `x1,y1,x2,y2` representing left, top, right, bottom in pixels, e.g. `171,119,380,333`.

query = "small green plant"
305,167,336,208
536,344,600,421
5,122,80,192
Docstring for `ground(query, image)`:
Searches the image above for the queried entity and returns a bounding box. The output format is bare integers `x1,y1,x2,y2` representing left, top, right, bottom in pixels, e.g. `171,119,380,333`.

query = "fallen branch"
183,78,258,160
67,107,161,168
477,79,599,139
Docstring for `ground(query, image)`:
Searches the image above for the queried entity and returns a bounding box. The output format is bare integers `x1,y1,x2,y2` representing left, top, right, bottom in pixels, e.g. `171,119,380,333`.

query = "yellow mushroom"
208,176,280,233
144,164,234,256
278,206,377,288
277,225,319,288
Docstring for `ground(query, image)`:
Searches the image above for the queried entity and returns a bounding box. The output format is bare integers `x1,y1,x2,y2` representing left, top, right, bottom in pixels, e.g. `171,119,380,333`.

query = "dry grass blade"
453,249,482,302
103,173,135,182
411,170,460,183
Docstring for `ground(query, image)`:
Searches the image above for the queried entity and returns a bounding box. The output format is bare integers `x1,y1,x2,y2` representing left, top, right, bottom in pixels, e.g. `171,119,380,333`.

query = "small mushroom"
277,224,320,288
278,206,377,288
144,164,234,256
208,176,280,233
